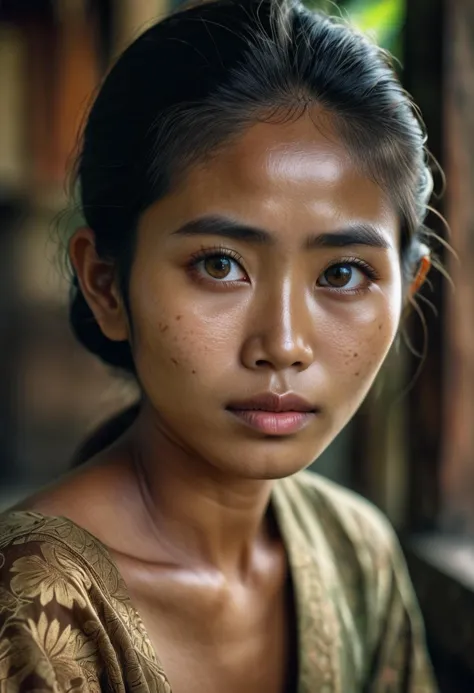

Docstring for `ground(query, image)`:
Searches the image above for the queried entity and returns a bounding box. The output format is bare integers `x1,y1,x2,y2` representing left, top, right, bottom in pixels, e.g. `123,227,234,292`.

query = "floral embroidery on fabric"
0,512,170,692
10,544,92,609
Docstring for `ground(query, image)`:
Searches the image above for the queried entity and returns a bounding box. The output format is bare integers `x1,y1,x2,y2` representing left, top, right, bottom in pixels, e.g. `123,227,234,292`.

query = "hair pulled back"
70,0,433,375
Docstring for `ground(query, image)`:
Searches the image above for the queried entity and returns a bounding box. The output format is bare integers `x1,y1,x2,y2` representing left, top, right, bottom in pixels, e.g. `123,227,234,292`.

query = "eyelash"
186,247,380,292
318,256,380,294
187,246,248,285
189,246,244,264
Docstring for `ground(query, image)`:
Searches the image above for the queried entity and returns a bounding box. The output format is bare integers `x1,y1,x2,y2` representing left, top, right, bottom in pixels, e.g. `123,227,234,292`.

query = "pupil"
205,256,231,278
326,265,351,287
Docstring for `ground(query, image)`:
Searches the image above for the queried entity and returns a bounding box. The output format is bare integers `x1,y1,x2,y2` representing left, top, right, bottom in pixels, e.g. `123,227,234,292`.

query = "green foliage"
343,0,405,52
304,0,405,55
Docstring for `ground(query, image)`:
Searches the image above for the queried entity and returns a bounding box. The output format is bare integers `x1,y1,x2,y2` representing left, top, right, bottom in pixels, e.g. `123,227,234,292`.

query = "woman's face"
123,113,402,478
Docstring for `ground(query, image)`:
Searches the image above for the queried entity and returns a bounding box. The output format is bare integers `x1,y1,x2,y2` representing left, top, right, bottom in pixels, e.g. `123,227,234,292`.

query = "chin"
207,438,325,481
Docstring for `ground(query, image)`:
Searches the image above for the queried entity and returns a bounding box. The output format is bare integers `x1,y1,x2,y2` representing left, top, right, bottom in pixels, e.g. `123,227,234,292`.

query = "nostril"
254,359,305,369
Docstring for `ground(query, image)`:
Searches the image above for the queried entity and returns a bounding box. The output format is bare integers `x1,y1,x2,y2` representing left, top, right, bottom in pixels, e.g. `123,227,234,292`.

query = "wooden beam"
440,0,474,535
403,0,446,532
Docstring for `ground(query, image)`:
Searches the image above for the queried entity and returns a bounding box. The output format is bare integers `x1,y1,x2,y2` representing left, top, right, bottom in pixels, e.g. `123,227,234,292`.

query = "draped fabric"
0,472,437,692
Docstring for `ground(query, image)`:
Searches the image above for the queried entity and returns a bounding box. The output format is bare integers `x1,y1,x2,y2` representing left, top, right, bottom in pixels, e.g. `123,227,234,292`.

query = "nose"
240,281,314,373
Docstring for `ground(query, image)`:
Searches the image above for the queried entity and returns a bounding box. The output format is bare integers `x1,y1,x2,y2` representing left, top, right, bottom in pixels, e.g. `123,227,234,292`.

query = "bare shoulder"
9,452,138,549
11,403,141,525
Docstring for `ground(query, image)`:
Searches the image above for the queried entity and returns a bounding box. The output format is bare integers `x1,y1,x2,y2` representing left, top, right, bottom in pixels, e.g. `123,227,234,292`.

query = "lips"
226,392,317,436
227,392,316,414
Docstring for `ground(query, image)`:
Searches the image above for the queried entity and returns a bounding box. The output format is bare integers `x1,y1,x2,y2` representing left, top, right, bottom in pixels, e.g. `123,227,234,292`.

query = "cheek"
322,289,401,383
134,314,213,375
128,288,242,380
344,321,393,380
128,251,255,379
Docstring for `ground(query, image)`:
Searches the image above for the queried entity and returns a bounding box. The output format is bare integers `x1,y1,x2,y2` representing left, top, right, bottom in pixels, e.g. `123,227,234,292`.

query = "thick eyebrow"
171,214,392,250
171,215,270,244
305,224,392,250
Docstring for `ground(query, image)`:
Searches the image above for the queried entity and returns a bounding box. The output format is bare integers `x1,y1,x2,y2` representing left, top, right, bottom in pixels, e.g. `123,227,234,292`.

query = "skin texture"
74,111,403,484
16,111,428,693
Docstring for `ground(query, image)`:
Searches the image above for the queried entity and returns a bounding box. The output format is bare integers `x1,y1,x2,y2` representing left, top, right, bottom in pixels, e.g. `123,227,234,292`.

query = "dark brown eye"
190,251,248,284
317,262,373,292
204,255,232,279
323,264,353,288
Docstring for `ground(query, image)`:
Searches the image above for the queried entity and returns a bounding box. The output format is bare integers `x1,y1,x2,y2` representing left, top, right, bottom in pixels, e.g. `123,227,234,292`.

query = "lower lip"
228,409,315,435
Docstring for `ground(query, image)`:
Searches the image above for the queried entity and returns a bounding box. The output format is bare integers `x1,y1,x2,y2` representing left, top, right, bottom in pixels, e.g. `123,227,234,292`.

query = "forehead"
153,110,398,240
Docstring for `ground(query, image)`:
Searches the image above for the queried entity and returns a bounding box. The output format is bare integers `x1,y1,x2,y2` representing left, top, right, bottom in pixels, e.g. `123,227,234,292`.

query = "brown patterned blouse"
0,471,437,692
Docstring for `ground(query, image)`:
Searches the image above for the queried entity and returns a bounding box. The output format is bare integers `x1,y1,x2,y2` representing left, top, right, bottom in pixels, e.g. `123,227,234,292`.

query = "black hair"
70,0,433,376
70,403,140,467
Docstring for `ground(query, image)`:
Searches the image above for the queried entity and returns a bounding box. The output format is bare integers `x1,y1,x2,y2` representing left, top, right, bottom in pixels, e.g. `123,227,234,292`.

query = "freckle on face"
125,113,402,480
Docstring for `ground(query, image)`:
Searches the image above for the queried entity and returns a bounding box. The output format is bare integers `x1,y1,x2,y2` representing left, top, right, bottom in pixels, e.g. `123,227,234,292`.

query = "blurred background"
0,0,473,690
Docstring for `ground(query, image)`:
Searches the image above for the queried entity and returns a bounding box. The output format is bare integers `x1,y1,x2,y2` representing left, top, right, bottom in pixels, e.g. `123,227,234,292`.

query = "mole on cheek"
192,369,196,374
176,315,182,321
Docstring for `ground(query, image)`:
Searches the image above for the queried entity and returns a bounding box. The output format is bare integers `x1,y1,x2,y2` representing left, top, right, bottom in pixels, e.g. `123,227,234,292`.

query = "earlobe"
409,254,431,297
68,227,129,342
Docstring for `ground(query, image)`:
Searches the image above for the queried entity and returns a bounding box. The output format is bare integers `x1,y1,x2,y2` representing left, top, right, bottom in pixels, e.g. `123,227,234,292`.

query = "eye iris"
205,255,231,279
325,264,352,287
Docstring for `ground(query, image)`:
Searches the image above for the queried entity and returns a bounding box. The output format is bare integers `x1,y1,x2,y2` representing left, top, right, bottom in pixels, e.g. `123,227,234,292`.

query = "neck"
125,404,276,576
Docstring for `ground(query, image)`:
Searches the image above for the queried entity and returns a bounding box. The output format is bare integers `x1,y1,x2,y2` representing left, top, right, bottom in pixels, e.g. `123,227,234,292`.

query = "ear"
68,228,129,342
409,253,431,298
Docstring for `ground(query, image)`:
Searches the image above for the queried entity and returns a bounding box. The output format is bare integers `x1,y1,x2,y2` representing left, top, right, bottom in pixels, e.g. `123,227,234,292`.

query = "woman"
0,0,437,690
